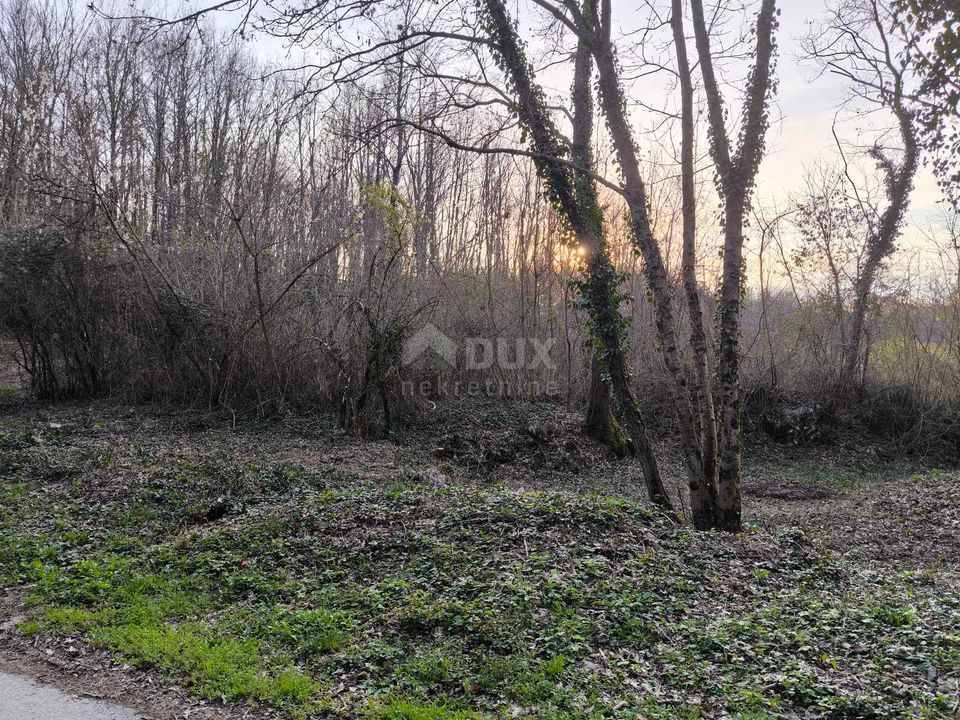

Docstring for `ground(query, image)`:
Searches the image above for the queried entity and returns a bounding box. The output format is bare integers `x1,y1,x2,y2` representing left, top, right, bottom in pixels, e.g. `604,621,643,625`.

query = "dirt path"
0,613,279,720
0,671,143,720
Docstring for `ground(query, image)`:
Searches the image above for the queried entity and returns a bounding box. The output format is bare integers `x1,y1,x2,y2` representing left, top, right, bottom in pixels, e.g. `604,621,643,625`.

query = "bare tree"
479,0,675,509
671,0,718,528
806,0,919,389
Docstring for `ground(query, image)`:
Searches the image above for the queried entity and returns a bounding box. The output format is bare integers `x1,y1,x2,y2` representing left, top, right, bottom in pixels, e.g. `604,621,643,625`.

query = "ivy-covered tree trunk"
689,0,778,532
354,312,405,440
588,0,708,513
714,197,747,531
480,0,674,510
841,81,919,388
671,0,718,529
574,10,624,454
586,251,672,506
584,352,612,440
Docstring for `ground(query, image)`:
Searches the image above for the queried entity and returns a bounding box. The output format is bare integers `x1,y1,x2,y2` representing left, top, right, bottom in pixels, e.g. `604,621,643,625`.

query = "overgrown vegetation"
0,0,958,711
1,407,957,718
0,0,957,463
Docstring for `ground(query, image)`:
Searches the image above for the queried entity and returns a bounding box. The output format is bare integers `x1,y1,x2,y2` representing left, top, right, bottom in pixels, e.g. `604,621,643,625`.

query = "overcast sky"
758,0,942,218
199,0,951,249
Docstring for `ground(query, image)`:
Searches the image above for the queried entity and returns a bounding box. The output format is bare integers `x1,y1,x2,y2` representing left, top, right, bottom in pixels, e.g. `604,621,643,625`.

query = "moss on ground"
0,410,957,719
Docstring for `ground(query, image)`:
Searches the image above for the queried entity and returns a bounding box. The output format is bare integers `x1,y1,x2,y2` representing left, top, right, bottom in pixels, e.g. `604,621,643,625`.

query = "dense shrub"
0,231,126,398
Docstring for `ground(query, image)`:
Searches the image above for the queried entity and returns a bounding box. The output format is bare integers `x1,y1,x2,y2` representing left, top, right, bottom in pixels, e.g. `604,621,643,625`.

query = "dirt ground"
0,397,957,718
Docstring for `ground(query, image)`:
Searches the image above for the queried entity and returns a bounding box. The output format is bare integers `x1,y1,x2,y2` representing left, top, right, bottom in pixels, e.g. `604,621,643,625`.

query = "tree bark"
584,351,612,441
589,0,707,510
480,0,674,510
572,4,616,449
689,0,778,532
671,0,718,530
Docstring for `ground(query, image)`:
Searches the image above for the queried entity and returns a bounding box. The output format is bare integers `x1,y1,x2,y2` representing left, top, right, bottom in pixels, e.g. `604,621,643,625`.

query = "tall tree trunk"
480,0,674,510
689,0,779,532
572,2,617,449
589,0,708,509
715,196,747,531
671,0,718,529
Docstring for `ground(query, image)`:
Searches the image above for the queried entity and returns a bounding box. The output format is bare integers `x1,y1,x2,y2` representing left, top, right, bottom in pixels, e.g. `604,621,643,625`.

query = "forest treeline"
0,0,957,525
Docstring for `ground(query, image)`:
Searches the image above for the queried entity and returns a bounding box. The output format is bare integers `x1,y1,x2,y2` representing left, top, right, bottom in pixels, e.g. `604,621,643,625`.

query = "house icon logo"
402,323,456,366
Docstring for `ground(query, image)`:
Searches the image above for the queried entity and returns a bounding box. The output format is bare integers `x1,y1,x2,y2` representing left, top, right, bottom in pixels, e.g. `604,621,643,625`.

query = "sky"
148,0,953,268
202,0,947,213
754,0,943,221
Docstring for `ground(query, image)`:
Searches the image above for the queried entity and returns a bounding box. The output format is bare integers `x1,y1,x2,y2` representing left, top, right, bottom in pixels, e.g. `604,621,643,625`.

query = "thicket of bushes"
0,231,341,409
0,1,956,458
2,229,957,458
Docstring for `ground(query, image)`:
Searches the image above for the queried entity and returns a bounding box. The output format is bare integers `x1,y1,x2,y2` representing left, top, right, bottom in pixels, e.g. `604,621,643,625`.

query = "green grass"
771,462,898,486
0,413,958,719
378,699,482,720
